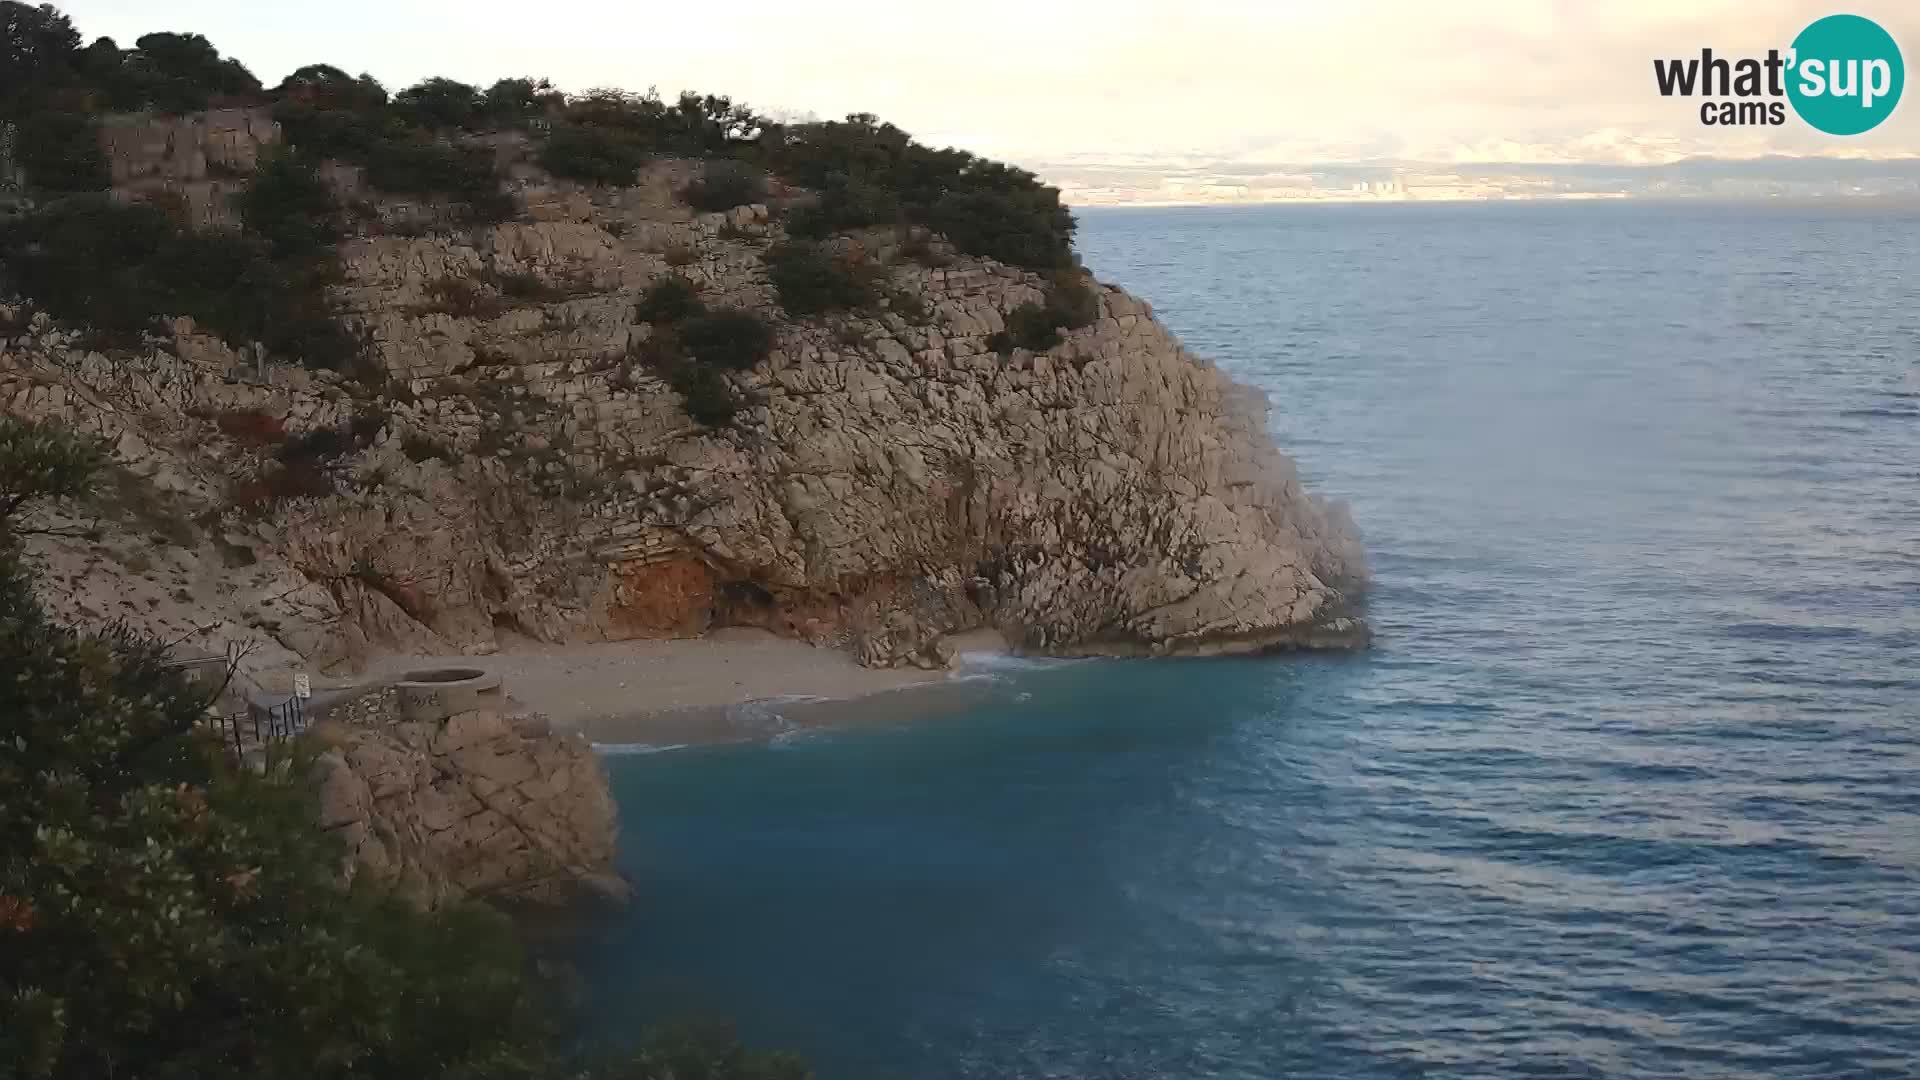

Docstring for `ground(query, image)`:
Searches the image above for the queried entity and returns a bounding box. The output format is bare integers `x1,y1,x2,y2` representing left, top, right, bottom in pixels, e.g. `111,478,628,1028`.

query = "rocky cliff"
0,157,1365,682
312,706,625,911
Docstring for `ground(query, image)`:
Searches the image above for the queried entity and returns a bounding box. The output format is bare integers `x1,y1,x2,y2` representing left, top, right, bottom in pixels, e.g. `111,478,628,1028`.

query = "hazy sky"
51,0,1920,168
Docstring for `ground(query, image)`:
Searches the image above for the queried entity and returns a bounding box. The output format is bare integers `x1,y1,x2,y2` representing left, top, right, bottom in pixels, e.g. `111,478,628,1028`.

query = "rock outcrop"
0,155,1366,679
311,707,626,911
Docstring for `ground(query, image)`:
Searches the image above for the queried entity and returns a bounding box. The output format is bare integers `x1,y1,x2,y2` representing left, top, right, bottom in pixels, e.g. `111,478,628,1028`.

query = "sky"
50,1,1920,175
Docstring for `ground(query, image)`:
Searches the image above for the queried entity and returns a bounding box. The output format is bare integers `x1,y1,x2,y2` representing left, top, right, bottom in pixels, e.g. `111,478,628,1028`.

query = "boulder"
312,708,626,912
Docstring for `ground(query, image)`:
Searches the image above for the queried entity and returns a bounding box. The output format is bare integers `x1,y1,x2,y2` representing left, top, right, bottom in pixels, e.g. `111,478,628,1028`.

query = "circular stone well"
393,667,504,723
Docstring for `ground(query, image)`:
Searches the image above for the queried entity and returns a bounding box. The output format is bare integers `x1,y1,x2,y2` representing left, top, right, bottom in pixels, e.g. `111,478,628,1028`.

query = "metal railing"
212,694,307,759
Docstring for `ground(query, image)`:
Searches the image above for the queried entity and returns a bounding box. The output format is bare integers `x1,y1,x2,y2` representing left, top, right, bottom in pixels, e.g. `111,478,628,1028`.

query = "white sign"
293,673,312,700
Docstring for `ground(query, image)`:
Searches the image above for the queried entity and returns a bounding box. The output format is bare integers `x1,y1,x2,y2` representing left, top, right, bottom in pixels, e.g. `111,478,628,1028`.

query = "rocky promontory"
2,160,1365,683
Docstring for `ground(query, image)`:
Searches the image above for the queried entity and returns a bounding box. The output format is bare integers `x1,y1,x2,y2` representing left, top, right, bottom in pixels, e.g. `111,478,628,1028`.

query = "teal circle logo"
1787,14,1904,135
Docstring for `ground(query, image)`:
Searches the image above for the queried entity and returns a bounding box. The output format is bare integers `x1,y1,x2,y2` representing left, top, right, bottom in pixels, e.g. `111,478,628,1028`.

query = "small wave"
951,652,1086,674
1722,621,1868,642
591,742,689,756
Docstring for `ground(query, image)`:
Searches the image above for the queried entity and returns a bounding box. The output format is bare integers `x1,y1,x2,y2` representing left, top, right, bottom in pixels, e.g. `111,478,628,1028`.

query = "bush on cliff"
669,360,741,427
988,272,1100,355
636,275,703,324
393,76,483,131
540,124,647,186
680,308,774,372
236,152,341,259
765,240,878,318
0,199,359,369
681,161,767,213
12,109,108,192
759,114,1075,270
561,88,761,158
990,301,1062,354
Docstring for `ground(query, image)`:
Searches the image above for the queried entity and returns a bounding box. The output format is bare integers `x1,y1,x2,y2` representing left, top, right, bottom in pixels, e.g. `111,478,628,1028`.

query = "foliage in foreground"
0,416,805,1079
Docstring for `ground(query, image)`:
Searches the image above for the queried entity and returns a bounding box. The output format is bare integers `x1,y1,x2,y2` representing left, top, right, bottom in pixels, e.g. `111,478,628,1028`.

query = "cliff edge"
1,156,1365,678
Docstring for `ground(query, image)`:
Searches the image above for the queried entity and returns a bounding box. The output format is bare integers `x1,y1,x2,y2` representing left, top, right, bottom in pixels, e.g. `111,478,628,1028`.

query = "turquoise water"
579,204,1920,1078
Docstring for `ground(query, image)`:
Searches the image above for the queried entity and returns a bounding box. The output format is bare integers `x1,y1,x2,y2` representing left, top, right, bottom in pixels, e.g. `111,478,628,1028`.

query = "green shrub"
236,153,339,259
275,425,354,464
680,308,773,371
669,362,739,426
681,161,767,213
0,430,564,1078
765,241,877,317
362,138,503,210
272,101,395,160
401,433,457,464
540,125,646,186
783,178,899,239
1044,270,1100,330
758,115,1074,269
392,76,483,131
420,277,506,320
991,302,1060,354
274,64,388,110
482,77,562,126
491,269,568,302
987,274,1099,355
0,199,359,370
14,110,107,193
636,275,702,324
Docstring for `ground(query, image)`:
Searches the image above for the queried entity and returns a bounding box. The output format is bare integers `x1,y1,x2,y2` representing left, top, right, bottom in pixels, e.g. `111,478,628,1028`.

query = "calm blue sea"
577,203,1920,1078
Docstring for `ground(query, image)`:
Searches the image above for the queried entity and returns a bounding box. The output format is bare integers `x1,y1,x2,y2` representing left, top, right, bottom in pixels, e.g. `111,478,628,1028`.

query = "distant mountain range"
1029,155,1920,207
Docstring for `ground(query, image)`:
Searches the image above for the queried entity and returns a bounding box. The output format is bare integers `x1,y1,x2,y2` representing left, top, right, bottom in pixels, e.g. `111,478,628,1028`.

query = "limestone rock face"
0,157,1367,673
310,709,626,911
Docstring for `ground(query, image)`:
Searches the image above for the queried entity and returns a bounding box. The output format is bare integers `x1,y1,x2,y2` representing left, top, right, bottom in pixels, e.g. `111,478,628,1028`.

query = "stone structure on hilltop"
0,151,1367,685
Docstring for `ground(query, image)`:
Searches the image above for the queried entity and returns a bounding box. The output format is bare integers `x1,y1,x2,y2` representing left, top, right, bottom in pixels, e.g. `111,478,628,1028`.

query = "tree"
237,152,340,259
765,241,878,317
0,416,106,522
120,31,262,112
394,76,482,131
0,419,560,1079
277,63,387,110
13,109,106,192
0,2,80,106
539,125,645,186
681,160,767,213
483,77,560,125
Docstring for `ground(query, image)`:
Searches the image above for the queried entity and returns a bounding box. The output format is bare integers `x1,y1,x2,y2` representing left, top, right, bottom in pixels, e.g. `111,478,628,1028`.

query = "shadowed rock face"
0,158,1366,674
312,709,627,911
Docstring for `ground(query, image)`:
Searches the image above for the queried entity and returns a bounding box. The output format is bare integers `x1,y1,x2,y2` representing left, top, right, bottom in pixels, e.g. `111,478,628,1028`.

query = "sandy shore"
366,628,1011,746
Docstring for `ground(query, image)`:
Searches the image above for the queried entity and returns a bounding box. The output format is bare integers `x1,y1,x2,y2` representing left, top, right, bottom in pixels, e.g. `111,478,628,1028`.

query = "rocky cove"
1,72,1366,1006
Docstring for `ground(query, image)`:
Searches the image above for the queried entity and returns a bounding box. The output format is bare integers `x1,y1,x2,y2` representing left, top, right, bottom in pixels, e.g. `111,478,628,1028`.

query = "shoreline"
363,627,1018,748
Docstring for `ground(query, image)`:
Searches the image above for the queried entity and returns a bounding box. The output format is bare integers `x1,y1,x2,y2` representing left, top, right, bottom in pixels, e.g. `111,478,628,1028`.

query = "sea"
574,202,1920,1078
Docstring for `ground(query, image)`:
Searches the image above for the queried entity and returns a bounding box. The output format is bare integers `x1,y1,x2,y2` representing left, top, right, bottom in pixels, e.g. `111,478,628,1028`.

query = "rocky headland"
2,102,1366,910
2,144,1365,688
